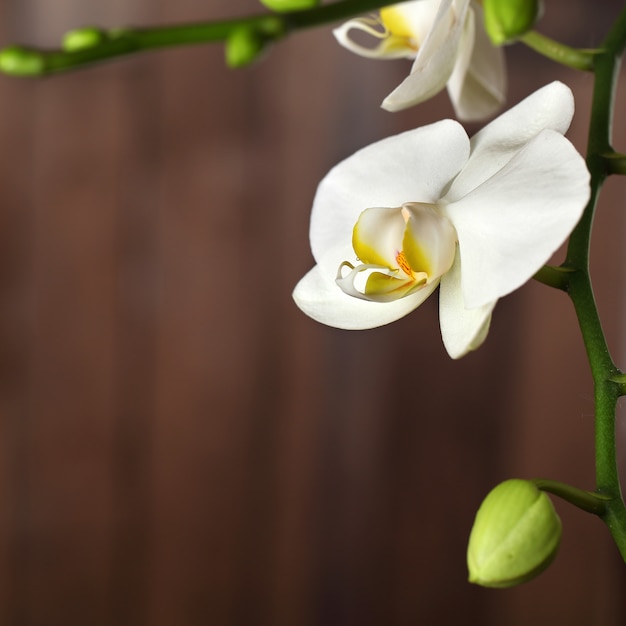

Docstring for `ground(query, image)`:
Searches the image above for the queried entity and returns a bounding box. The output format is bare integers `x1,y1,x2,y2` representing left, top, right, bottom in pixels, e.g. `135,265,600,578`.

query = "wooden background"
0,1,625,624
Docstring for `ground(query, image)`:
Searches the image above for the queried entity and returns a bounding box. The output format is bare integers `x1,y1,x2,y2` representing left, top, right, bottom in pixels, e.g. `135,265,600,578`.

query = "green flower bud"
225,26,267,68
483,0,543,45
63,27,107,52
259,0,320,12
467,479,561,588
0,46,45,76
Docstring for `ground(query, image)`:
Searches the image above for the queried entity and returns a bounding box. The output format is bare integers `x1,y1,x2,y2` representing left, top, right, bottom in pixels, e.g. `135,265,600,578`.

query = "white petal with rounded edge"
309,121,470,277
293,263,438,330
444,129,590,309
445,81,575,201
446,3,506,121
382,0,471,111
439,252,496,359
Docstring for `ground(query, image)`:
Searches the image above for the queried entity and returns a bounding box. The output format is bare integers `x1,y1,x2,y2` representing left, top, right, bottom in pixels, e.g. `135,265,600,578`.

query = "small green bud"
63,26,107,52
483,0,543,45
225,26,267,68
63,27,107,52
467,479,561,588
0,46,45,76
259,0,320,12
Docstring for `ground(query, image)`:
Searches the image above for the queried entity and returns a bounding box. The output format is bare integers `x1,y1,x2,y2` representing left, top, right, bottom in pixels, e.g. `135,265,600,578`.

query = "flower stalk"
533,479,609,516
558,3,626,560
519,30,597,72
601,152,626,175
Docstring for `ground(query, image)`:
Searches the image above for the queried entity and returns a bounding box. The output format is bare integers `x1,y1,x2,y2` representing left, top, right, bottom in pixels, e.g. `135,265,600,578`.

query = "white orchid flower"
293,82,590,359
333,0,506,121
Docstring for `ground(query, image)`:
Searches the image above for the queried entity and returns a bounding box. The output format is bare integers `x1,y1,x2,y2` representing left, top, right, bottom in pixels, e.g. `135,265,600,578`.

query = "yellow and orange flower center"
395,250,414,277
336,202,457,303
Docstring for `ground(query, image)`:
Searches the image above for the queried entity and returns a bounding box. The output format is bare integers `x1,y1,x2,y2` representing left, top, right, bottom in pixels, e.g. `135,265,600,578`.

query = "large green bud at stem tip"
467,479,561,588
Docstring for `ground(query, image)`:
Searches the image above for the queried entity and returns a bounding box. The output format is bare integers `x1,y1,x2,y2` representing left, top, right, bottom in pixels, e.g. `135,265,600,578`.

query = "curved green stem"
0,0,402,76
533,479,609,516
532,265,572,291
519,30,597,71
562,3,626,560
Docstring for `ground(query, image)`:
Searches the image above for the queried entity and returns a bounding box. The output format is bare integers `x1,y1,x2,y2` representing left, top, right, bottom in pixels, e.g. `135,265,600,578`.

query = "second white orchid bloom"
293,82,590,359
333,0,506,121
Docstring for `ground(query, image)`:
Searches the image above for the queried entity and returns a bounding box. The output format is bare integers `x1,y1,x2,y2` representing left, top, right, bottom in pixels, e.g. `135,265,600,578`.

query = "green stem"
0,0,404,76
563,4,626,560
532,265,571,291
601,152,626,175
533,479,609,516
608,372,626,396
519,30,597,71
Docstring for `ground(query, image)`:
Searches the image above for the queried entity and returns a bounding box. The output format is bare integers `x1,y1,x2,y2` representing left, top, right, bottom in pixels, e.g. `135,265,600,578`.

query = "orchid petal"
402,203,457,277
293,263,438,330
445,81,574,201
439,251,496,359
382,0,472,112
444,129,590,308
447,3,506,121
381,2,441,44
444,3,475,117
309,121,470,278
352,207,407,268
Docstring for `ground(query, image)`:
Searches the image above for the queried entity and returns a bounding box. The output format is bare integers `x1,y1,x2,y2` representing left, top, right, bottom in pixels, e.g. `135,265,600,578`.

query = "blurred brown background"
0,0,625,624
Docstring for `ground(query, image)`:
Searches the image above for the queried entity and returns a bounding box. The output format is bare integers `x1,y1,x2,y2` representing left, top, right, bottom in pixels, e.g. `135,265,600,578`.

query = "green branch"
563,3,626,560
0,0,402,76
0,0,601,77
